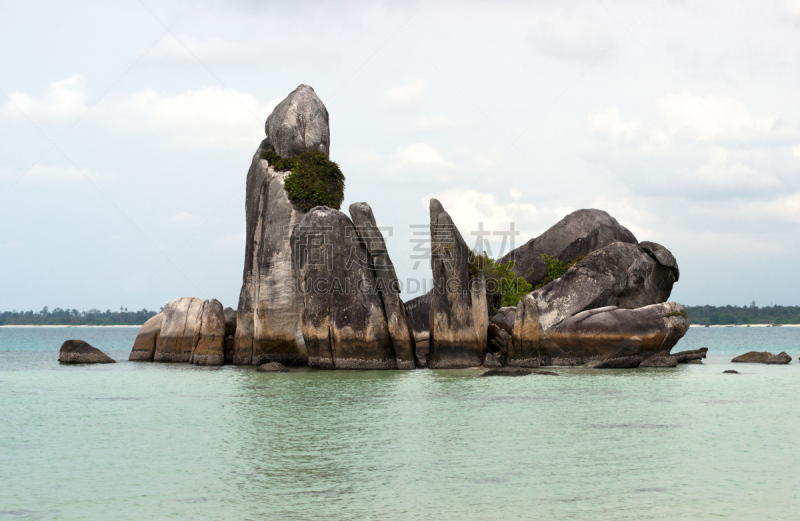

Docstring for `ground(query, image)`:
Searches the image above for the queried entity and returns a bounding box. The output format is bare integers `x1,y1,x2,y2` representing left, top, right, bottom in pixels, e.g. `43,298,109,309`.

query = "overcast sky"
2,0,800,312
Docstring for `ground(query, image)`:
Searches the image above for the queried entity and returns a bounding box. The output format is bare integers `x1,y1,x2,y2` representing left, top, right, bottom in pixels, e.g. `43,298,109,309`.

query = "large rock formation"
428,199,488,368
291,206,396,369
130,297,226,365
59,340,115,364
505,239,688,366
265,84,330,159
234,85,333,366
349,202,416,369
499,209,638,286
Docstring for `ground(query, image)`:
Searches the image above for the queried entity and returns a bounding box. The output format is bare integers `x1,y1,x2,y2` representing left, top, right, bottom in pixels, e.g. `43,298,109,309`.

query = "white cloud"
1,74,87,122
656,93,754,141
427,189,538,257
411,114,459,132
510,188,522,200
384,79,429,108
395,143,450,166
161,212,205,226
589,108,641,140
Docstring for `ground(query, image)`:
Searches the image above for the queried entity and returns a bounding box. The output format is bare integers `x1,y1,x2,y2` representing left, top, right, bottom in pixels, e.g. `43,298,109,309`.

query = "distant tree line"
0,307,159,326
685,303,800,325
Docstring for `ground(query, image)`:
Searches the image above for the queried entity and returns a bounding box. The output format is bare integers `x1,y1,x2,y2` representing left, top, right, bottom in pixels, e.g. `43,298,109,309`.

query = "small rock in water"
723,370,739,374
479,367,559,377
687,359,703,364
731,351,792,364
257,362,288,372
59,340,115,364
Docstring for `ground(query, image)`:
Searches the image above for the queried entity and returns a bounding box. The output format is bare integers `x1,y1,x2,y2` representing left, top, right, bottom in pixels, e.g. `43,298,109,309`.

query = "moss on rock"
261,147,345,212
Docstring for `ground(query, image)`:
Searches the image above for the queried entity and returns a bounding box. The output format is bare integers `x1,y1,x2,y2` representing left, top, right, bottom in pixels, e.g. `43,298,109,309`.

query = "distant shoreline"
0,325,143,328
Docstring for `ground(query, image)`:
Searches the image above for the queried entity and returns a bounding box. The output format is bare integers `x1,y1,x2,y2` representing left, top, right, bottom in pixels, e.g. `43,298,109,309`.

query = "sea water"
1,326,798,520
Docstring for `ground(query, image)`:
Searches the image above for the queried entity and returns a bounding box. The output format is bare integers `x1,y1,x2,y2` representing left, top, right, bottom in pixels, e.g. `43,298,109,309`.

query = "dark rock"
428,199,488,369
223,307,236,363
291,206,395,369
59,340,115,364
479,367,559,377
349,202,416,369
483,352,503,368
489,306,516,335
405,290,431,343
534,242,679,331
639,241,680,281
673,348,708,364
499,209,638,287
129,313,163,361
265,84,330,159
732,351,791,364
234,136,307,366
687,359,703,364
639,350,678,367
256,362,289,372
585,338,645,368
723,370,739,374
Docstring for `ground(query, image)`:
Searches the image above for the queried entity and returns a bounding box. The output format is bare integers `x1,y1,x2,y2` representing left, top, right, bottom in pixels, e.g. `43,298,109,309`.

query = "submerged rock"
291,206,395,369
732,351,791,364
723,370,739,374
428,199,488,369
498,209,638,287
256,362,289,372
59,340,115,364
349,202,416,369
479,367,559,377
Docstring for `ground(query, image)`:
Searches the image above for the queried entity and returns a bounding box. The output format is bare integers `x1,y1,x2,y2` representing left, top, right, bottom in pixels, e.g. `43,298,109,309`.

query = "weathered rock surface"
428,199,488,369
265,84,330,159
673,348,708,364
291,206,395,369
508,294,542,367
405,290,432,366
59,340,115,364
223,307,236,363
349,202,416,369
234,138,307,366
499,209,638,286
585,338,645,368
732,351,792,364
479,367,559,377
534,241,679,331
155,297,205,362
256,362,289,372
639,350,678,368
189,299,226,366
639,241,680,281
489,306,516,335
129,313,163,361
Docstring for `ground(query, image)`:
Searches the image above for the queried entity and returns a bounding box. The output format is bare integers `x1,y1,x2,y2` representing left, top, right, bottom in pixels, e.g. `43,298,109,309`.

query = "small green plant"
665,310,688,318
533,254,584,290
469,251,533,312
261,147,345,212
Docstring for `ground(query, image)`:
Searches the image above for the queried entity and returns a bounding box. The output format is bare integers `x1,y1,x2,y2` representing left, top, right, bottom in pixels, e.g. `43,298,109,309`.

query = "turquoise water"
1,327,799,520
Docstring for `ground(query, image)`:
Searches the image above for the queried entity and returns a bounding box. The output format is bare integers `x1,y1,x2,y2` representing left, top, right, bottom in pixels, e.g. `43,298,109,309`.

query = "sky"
2,0,800,312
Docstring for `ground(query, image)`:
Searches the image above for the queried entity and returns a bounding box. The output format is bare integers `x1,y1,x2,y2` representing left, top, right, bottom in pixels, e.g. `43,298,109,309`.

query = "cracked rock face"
291,206,395,369
265,84,330,159
499,208,638,287
428,198,488,369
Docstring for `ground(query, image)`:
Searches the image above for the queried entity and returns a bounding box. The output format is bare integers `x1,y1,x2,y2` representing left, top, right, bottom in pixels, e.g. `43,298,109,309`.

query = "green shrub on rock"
469,252,533,313
534,254,584,290
261,147,345,212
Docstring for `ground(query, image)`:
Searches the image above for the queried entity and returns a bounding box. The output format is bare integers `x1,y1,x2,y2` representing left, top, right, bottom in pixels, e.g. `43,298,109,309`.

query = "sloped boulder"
234,139,307,366
349,202,416,369
291,207,395,369
428,199,488,369
499,209,638,286
129,313,163,361
265,84,330,158
59,340,115,364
